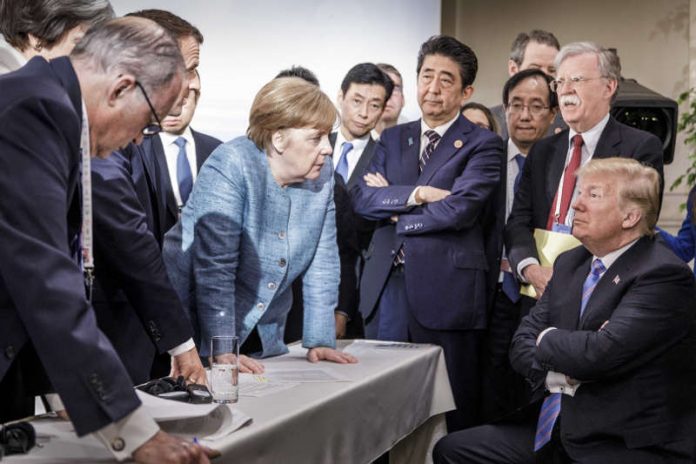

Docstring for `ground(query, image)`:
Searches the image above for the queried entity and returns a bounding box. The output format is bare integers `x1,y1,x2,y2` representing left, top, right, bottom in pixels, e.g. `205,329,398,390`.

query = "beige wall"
443,0,691,228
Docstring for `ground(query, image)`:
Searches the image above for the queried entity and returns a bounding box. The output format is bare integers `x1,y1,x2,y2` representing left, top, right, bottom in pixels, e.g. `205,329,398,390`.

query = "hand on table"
171,347,207,386
210,353,265,374
307,347,358,364
133,431,219,464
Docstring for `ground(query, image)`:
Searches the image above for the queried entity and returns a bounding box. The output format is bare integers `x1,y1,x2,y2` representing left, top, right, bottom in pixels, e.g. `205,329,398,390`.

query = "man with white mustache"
504,41,663,303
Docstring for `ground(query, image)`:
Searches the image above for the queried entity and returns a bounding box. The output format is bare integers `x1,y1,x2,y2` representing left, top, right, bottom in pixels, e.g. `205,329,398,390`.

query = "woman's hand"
209,354,265,374
307,347,358,364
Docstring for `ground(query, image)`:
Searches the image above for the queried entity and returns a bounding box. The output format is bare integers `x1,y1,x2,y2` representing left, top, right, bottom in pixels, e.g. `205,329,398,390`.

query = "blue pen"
192,437,199,445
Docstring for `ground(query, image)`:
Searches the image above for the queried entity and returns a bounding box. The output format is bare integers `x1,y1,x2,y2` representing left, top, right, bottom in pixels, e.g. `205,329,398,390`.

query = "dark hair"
502,68,557,109
417,35,478,87
461,102,498,134
509,29,560,66
126,9,203,44
340,62,394,102
0,0,114,51
275,65,320,86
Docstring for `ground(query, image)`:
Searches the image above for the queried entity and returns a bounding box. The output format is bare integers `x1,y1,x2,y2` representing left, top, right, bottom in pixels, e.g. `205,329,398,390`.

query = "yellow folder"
520,228,582,298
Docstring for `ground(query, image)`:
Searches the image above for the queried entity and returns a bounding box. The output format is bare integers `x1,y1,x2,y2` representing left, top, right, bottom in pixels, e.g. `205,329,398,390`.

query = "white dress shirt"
160,128,198,208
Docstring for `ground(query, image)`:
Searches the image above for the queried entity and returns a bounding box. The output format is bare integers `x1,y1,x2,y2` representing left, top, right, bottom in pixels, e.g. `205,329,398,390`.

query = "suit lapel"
191,129,207,169
593,117,621,159
545,135,569,208
418,116,470,185
150,136,178,221
399,121,421,184
347,137,376,189
556,250,592,330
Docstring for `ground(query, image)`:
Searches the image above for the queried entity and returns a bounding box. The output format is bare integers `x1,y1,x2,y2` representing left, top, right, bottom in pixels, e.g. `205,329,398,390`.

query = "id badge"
551,222,572,235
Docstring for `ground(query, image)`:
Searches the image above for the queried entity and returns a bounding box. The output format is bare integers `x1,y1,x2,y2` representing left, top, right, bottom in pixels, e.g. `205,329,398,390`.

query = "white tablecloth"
7,340,455,464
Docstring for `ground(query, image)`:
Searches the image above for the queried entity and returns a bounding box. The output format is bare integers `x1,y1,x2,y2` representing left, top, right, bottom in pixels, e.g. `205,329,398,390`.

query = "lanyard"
80,103,94,301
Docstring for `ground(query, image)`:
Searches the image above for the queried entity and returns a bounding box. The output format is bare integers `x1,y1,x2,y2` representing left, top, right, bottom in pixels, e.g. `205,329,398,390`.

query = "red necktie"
546,134,583,230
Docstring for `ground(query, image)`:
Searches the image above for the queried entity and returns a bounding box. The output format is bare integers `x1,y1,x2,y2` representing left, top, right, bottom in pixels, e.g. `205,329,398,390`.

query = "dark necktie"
502,154,526,302
419,130,441,173
546,134,583,229
534,258,605,451
175,137,193,205
335,142,353,183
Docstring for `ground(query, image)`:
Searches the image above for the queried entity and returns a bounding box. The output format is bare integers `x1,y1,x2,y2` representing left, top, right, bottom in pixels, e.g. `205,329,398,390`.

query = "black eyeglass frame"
135,81,163,136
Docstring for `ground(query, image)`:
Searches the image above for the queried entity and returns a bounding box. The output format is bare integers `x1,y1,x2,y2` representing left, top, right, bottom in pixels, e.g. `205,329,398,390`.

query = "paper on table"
259,367,350,383
136,390,251,440
521,228,581,298
343,340,425,357
238,374,300,397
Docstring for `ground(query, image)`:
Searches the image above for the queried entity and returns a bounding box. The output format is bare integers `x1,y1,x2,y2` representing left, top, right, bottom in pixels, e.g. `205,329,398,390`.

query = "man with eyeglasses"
0,17,215,463
373,63,406,138
505,42,663,310
89,9,220,388
482,68,558,421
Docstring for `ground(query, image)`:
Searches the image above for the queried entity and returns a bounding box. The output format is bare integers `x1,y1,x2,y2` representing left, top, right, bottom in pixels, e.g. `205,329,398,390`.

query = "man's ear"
459,85,475,106
336,90,345,106
508,59,519,77
107,74,137,108
622,208,642,230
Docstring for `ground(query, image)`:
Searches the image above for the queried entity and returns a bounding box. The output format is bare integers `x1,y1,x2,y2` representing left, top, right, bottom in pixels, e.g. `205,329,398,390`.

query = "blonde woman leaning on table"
163,77,358,373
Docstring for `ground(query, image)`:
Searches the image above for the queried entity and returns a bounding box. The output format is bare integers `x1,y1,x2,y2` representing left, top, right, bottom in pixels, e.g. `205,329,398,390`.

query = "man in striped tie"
434,157,696,463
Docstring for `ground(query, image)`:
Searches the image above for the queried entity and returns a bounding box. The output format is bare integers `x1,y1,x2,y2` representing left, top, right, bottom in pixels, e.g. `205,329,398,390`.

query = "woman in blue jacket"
659,186,696,273
164,77,357,372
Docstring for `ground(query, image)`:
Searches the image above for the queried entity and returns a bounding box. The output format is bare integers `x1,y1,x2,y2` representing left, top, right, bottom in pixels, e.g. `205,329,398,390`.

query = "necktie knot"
572,134,584,149
175,136,187,149
591,258,606,276
425,130,441,145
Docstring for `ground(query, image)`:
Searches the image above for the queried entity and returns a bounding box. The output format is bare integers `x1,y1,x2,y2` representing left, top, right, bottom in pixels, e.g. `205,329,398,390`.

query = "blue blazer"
0,57,139,435
659,185,696,273
351,115,503,330
163,137,339,357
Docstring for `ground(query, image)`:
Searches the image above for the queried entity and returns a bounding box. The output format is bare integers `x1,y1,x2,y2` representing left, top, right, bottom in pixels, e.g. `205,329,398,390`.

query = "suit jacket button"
4,345,15,360
111,437,125,452
278,231,286,239
267,282,276,290
279,258,287,267
256,303,265,311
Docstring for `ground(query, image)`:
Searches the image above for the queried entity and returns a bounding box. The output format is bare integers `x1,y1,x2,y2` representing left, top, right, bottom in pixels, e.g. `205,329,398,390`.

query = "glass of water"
210,335,239,403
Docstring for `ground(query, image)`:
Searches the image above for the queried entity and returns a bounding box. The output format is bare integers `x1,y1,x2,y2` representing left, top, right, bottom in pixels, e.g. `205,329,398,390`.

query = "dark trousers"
366,265,483,432
481,286,532,422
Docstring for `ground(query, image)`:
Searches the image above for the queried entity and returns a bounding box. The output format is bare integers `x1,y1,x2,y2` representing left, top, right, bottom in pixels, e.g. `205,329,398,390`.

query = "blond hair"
576,158,660,235
247,77,337,150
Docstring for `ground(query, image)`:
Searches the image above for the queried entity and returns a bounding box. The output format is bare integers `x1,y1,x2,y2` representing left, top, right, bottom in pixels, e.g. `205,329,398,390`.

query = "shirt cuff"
407,187,422,206
45,393,65,412
545,370,580,397
517,257,540,282
168,338,196,357
93,406,159,462
536,327,556,346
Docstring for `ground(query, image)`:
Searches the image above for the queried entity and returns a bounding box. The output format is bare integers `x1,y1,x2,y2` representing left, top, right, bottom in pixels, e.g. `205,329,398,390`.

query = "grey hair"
0,0,114,50
70,17,184,93
554,41,621,82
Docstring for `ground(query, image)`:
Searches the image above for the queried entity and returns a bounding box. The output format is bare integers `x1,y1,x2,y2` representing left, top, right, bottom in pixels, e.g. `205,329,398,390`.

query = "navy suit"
0,57,139,435
352,115,503,429
435,236,696,463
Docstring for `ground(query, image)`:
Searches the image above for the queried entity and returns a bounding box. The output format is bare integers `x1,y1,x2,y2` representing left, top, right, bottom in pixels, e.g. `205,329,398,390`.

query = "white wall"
111,0,440,141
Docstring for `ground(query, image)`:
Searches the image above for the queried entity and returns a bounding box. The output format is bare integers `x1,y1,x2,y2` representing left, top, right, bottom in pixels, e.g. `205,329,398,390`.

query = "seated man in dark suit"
91,10,222,384
0,17,214,463
434,157,696,463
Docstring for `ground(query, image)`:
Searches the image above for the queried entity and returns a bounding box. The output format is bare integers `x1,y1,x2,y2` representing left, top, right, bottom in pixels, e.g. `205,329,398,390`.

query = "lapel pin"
408,137,414,146
454,140,463,148
612,275,620,285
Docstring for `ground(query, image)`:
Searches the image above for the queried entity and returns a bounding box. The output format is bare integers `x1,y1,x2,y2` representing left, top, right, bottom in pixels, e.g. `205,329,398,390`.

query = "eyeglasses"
506,102,550,117
550,76,606,93
134,81,162,136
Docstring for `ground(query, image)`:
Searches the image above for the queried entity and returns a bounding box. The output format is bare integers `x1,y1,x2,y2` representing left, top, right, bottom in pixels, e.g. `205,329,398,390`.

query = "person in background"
0,17,216,463
658,185,696,272
490,29,564,139
373,63,406,138
0,0,114,73
462,102,499,133
275,64,320,86
163,77,358,372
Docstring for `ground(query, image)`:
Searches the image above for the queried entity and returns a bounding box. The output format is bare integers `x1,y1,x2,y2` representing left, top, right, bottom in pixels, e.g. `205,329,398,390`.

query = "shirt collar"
0,35,28,69
335,129,369,152
568,113,610,154
594,237,639,269
420,113,460,139
507,138,524,162
159,127,194,147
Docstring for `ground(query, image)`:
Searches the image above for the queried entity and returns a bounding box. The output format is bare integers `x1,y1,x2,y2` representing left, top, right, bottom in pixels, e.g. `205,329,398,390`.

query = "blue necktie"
501,154,526,302
335,142,353,182
175,137,193,205
534,258,606,451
